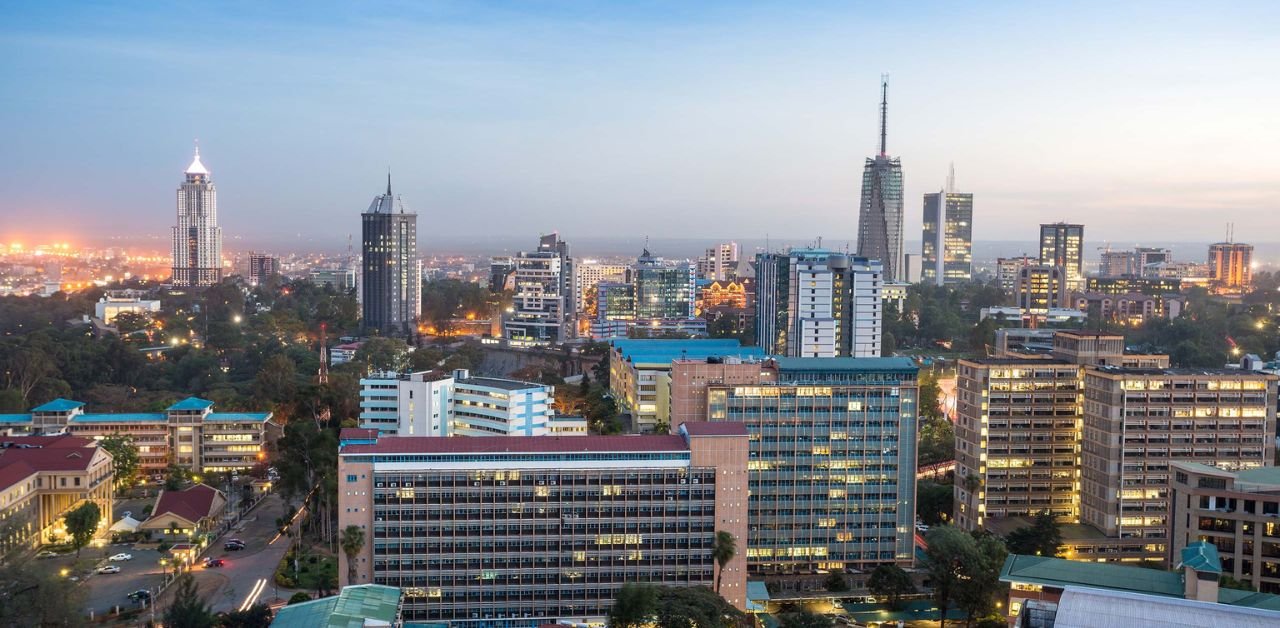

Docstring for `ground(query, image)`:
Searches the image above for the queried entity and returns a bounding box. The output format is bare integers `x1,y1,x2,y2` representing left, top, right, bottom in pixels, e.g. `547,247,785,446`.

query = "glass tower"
361,175,421,336
922,187,974,286
857,77,905,282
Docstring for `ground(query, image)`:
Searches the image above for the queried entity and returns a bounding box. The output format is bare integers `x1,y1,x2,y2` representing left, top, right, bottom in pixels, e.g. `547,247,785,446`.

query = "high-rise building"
1135,247,1172,271
697,242,740,282
336,425,751,622
608,338,765,432
1039,223,1084,287
247,252,279,286
1170,462,1280,594
997,255,1037,294
572,260,628,314
684,356,920,573
754,249,883,358
361,176,421,336
857,77,905,282
1098,250,1136,278
171,145,223,287
1016,264,1069,312
921,170,973,286
633,249,695,320
1208,242,1253,293
505,233,573,345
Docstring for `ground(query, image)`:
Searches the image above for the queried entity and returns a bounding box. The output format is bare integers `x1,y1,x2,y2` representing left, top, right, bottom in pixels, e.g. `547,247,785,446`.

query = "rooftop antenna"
946,162,956,193
194,138,200,157
878,73,889,157
386,168,392,197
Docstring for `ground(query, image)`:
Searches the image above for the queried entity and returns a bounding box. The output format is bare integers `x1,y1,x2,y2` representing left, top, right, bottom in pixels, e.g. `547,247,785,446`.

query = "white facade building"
452,373,554,437
357,369,555,438
697,242,740,281
171,145,223,287
788,251,883,358
573,260,629,313
95,294,161,325
358,371,454,436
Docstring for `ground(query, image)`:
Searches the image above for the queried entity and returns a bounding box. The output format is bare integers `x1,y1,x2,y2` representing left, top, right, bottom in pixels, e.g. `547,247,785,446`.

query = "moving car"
203,558,226,567
109,553,133,561
36,550,59,559
96,565,121,574
224,541,245,551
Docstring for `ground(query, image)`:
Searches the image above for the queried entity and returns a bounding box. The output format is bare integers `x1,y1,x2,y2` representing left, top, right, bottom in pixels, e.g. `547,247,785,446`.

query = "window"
347,475,358,483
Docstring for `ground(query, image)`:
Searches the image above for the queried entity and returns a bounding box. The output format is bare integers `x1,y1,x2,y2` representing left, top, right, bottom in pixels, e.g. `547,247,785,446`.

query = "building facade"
1039,223,1084,288
697,242,740,282
1016,264,1069,312
361,177,421,335
997,256,1037,294
336,425,750,625
857,79,905,282
572,261,628,316
358,370,556,438
609,339,765,432
505,234,573,346
632,250,696,320
247,252,279,286
754,249,883,358
359,371,455,437
1208,242,1253,294
1170,462,1280,594
171,146,223,287
921,188,974,286
0,435,113,552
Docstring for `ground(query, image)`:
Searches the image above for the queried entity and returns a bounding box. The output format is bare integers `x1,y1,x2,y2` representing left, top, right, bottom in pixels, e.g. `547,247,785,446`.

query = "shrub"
287,592,311,605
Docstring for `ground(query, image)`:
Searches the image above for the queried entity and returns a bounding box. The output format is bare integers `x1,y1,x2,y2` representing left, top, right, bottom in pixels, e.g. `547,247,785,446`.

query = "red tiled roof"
342,434,690,456
147,484,224,525
0,461,38,492
340,428,379,441
0,446,100,472
681,421,749,437
1,435,95,448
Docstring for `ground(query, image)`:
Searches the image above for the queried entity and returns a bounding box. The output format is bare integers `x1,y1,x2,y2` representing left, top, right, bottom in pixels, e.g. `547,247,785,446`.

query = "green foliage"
164,573,215,628
165,463,193,491
217,604,273,628
779,611,834,628
0,560,88,626
63,500,100,557
421,278,492,331
355,337,410,373
100,432,141,488
1220,575,1254,591
610,584,745,628
916,480,954,526
287,592,312,605
918,369,943,422
253,353,298,405
609,582,660,628
713,530,736,593
823,572,849,592
867,563,917,610
924,526,1009,628
918,418,955,467
1005,511,1062,557
341,524,366,584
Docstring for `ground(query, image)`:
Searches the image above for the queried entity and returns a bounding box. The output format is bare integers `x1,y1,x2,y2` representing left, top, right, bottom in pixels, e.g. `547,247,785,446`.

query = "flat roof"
959,358,1072,366
681,421,749,437
1091,366,1277,377
773,357,918,372
457,377,544,391
1001,553,1184,598
73,413,167,423
342,434,689,456
610,338,766,366
0,414,32,423
205,412,272,422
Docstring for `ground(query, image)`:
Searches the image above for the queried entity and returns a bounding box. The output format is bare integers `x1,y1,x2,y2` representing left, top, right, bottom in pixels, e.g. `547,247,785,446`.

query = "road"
83,547,167,618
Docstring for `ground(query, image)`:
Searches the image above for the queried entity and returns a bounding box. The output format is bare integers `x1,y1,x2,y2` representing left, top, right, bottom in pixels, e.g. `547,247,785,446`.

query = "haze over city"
2,0,1278,249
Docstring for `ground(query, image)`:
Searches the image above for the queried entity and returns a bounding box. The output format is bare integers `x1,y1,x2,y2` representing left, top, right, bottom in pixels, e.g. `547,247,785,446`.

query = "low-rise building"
337,424,750,625
0,435,113,551
139,483,227,541
94,292,161,325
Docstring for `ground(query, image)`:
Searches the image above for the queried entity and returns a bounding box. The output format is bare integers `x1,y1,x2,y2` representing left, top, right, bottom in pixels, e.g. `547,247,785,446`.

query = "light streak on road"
239,578,268,612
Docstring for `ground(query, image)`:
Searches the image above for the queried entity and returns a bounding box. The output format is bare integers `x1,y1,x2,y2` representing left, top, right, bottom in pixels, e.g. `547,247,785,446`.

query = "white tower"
171,144,223,286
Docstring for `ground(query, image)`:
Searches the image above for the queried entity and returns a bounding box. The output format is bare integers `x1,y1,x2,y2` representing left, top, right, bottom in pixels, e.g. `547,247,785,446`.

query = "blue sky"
1,1,1277,249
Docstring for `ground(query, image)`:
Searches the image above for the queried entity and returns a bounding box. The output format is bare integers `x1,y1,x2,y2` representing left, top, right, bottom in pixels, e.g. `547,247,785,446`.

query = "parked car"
224,542,245,551
109,553,133,561
96,565,121,574
36,550,59,559
203,558,225,567
128,590,152,602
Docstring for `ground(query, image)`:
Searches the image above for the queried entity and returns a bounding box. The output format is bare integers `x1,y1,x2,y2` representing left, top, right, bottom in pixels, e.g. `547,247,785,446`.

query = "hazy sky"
1,1,1278,250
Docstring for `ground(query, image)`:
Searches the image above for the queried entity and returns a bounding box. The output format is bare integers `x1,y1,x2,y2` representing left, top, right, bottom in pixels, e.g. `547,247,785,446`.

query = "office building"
580,251,701,340
451,374,555,437
1208,241,1254,294
247,252,279,286
361,176,421,336
1136,247,1172,271
857,77,905,282
902,253,922,284
1,397,271,474
681,356,919,573
1085,276,1182,296
1016,264,1069,312
0,434,113,552
1069,291,1163,323
309,266,358,293
921,170,973,286
698,242,740,282
572,260,628,315
1170,462,1280,594
754,248,883,358
1099,250,1137,278
336,424,751,624
171,145,223,287
997,255,1037,294
609,339,765,432
1039,223,1084,287
94,291,161,325
633,249,696,320
505,233,573,346
358,370,455,437
358,369,556,438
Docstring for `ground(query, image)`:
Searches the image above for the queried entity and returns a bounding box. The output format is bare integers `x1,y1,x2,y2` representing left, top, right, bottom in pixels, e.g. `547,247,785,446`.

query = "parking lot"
83,546,166,618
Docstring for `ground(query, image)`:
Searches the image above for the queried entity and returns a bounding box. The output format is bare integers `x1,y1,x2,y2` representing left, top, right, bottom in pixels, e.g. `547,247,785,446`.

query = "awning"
109,516,141,533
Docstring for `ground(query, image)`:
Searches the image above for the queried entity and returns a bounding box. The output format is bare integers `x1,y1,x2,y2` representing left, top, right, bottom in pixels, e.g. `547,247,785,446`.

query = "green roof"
1179,541,1222,574
1233,466,1280,486
1000,554,1184,598
772,356,919,373
32,398,84,412
271,585,401,628
167,397,214,411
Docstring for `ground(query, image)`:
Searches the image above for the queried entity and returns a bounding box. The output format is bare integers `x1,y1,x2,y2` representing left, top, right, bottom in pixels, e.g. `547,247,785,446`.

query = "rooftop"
611,338,766,367
146,484,225,525
0,444,102,473
1049,587,1280,628
205,412,272,422
1178,541,1221,574
959,357,1072,366
1171,461,1280,489
681,421,749,437
0,414,32,423
1091,366,1277,377
73,413,166,423
773,356,919,373
270,584,402,628
457,377,545,392
31,398,85,413
167,397,215,411
342,434,689,456
0,461,38,492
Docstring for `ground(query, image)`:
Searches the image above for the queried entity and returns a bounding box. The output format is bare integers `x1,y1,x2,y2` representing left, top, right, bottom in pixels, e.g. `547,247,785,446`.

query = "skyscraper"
505,233,573,345
361,175,421,336
1039,223,1084,287
1208,241,1253,293
171,145,223,287
921,167,973,286
857,76,905,282
754,248,882,358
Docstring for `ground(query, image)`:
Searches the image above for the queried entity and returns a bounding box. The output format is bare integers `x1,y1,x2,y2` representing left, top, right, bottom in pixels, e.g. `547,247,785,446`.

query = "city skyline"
2,2,1279,246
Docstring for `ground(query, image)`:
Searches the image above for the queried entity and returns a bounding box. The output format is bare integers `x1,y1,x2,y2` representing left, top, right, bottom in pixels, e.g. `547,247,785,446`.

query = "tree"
165,463,193,490
355,337,410,373
956,534,1008,623
609,582,660,628
253,353,298,405
918,417,956,466
287,592,312,605
217,604,273,628
1005,511,1062,557
100,432,141,488
165,573,215,628
925,526,1008,628
867,564,916,610
823,572,849,592
63,501,100,557
654,585,745,628
0,560,88,626
779,611,834,628
917,480,955,525
713,530,736,594
918,369,943,422
341,524,366,584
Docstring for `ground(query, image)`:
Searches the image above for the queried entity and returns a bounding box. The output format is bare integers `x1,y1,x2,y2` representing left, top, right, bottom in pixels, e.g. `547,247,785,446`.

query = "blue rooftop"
206,412,272,422
773,356,920,373
167,397,215,411
0,414,32,424
1179,540,1222,574
610,338,766,366
32,398,85,412
72,413,167,423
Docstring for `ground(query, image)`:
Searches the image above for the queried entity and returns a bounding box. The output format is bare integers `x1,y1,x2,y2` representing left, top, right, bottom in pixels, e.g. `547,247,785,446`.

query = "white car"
97,565,121,574
109,553,133,561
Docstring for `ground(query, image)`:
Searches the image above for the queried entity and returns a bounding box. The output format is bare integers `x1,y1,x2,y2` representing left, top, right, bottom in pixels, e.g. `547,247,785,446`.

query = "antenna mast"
947,162,956,193
879,73,889,157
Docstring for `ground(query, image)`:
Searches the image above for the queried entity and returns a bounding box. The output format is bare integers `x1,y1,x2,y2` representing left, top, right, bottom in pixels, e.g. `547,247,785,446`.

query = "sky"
1,1,1278,251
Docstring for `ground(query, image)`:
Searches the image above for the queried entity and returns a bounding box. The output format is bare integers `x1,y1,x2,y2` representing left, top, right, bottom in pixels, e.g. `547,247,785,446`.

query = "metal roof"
611,338,765,367
271,584,401,628
32,398,85,412
167,397,214,411
73,413,166,423
1051,586,1280,627
772,356,919,372
342,434,688,456
1178,541,1222,575
205,412,272,422
1000,553,1185,598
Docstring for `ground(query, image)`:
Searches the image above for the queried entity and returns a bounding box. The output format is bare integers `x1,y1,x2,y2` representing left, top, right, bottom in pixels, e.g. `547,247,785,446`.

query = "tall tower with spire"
171,143,223,287
361,173,421,336
856,75,905,282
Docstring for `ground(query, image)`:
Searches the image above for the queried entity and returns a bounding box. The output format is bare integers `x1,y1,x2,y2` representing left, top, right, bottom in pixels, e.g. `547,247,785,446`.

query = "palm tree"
713,530,736,594
340,525,365,585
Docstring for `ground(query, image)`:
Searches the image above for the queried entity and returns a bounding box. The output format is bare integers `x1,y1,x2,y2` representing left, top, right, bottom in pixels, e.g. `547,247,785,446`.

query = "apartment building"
608,338,765,432
673,356,920,574
0,435,113,552
2,397,271,474
357,370,555,437
336,424,750,626
1170,461,1280,594
359,370,455,436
